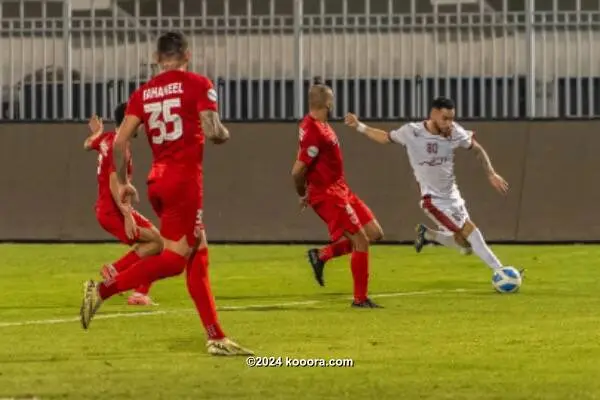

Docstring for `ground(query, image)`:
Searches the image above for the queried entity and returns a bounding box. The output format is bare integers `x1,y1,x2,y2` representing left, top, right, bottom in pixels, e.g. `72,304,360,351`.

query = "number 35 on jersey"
144,98,183,145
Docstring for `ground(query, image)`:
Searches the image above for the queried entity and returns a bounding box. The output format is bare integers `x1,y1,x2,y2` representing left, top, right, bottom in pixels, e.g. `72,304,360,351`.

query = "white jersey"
389,121,474,199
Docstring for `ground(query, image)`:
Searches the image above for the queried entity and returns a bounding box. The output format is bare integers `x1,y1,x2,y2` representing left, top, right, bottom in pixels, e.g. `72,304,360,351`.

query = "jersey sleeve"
297,124,321,167
89,132,109,151
194,75,218,113
454,123,475,149
388,124,411,145
125,89,144,120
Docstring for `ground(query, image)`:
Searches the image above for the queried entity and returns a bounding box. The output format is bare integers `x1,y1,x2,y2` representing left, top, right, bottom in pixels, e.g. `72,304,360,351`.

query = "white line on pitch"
0,288,470,328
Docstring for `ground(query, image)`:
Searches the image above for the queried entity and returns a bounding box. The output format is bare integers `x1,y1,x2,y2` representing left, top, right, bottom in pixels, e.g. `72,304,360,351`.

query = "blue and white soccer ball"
492,266,522,293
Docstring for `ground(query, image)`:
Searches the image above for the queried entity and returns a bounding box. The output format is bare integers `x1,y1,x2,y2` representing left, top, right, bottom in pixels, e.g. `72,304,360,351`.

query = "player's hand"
123,212,139,241
488,172,509,195
210,137,228,145
118,182,140,205
298,195,308,212
344,113,360,129
88,114,103,135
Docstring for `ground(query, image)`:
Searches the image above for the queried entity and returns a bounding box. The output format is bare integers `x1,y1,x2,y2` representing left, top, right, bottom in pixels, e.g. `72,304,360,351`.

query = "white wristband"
357,123,367,133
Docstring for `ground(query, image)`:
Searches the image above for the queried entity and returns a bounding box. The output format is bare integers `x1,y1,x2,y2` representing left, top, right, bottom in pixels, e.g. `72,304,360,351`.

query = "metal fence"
1,0,600,121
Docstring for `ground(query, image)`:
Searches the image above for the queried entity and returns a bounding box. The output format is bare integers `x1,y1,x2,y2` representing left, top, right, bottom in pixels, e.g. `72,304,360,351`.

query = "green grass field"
1,243,599,400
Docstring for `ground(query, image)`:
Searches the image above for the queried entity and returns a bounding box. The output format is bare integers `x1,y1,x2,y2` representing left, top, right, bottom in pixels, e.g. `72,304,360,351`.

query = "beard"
434,122,451,136
326,105,334,119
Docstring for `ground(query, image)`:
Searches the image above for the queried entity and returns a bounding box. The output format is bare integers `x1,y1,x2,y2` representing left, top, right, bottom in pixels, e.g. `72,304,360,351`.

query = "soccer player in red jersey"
80,32,253,356
84,104,162,306
291,81,384,308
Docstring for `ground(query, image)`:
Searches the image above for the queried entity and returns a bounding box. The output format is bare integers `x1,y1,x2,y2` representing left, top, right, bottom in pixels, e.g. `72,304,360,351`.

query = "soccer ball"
492,266,522,293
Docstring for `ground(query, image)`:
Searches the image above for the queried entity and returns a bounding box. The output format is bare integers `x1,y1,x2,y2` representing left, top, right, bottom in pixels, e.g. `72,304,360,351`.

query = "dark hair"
431,96,455,110
156,31,188,59
114,102,127,126
312,76,323,85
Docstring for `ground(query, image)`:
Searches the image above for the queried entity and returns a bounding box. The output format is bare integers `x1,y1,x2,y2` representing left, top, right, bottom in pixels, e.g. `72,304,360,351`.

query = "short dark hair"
114,102,127,126
156,31,188,59
431,96,455,110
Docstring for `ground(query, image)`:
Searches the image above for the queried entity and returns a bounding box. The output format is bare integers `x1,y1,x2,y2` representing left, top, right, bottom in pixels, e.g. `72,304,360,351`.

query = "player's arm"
468,138,509,194
113,115,141,184
108,171,133,216
197,77,229,144
292,126,321,200
83,115,104,151
291,160,308,198
469,140,496,176
200,110,230,144
344,113,390,144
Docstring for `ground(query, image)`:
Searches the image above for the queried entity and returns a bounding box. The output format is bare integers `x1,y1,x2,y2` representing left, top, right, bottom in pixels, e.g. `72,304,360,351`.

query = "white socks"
466,228,502,270
425,230,463,251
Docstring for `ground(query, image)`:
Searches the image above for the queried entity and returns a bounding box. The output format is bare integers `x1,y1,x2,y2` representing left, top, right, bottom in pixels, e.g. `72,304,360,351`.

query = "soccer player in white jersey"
344,97,515,274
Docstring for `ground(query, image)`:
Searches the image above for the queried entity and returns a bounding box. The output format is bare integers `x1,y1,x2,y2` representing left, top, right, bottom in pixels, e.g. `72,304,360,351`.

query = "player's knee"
362,221,383,242
370,225,384,242
349,230,369,252
148,239,163,254
163,236,193,258
460,220,476,238
195,229,208,251
453,232,469,248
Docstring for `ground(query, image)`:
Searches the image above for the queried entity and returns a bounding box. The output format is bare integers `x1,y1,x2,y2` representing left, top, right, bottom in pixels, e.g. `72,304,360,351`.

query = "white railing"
0,0,599,120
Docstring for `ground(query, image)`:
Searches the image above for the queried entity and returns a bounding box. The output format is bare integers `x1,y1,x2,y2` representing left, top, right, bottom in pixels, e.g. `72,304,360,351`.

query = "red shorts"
312,192,374,242
147,175,203,247
96,208,153,246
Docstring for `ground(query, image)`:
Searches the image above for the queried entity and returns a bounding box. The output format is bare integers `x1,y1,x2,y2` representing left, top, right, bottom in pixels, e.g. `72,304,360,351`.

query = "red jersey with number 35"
126,70,217,180
89,131,133,212
297,114,350,204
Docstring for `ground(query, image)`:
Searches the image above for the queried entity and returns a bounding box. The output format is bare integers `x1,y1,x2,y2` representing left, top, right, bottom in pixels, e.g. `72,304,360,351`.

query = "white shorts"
420,195,470,233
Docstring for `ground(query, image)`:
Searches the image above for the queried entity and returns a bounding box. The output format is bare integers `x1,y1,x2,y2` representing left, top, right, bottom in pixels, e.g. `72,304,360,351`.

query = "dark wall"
1,121,598,242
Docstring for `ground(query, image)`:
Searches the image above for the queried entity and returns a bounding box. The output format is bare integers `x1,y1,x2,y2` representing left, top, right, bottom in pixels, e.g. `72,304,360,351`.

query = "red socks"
350,251,369,302
99,250,187,300
112,250,141,272
110,250,150,295
318,241,370,302
319,239,353,262
133,284,151,295
186,248,226,340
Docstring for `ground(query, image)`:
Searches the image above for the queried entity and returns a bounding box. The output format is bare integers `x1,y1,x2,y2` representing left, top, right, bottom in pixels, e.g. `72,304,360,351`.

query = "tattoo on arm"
294,174,307,198
113,143,128,184
200,110,229,140
472,142,495,175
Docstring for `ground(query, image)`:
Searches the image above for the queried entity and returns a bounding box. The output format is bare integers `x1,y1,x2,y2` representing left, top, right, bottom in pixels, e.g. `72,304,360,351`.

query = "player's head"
155,31,190,71
114,102,139,138
429,96,455,135
308,77,334,119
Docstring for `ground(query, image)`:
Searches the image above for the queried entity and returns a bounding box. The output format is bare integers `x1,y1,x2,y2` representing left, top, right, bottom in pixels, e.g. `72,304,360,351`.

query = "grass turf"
0,243,599,400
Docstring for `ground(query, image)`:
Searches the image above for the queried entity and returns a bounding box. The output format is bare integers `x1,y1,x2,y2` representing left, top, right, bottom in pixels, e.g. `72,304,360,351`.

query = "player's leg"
346,195,382,307
96,210,162,305
458,220,503,270
351,193,384,242
81,183,194,329
345,228,382,309
186,228,253,356
81,233,191,329
417,196,472,254
333,201,381,308
126,215,163,305
307,194,382,285
306,201,346,286
415,223,471,254
98,211,162,278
